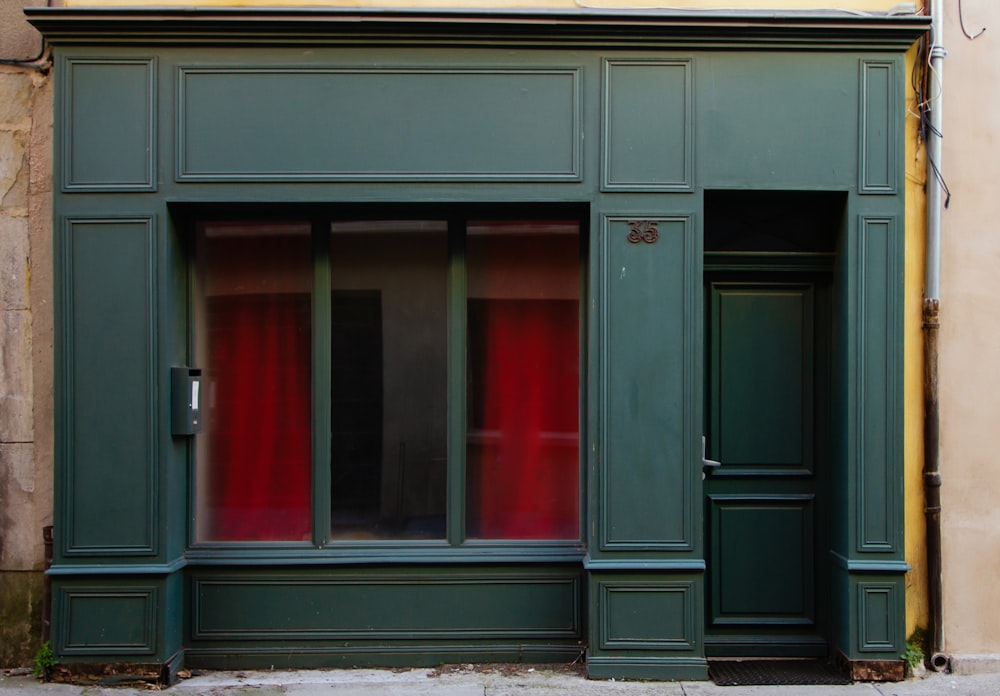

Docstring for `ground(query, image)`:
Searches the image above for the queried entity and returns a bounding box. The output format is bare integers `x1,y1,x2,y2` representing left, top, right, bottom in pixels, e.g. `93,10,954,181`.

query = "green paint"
41,12,916,675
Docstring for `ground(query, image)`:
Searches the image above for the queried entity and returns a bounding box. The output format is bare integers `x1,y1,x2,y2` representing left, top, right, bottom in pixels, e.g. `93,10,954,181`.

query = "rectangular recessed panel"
65,219,156,554
65,58,155,190
698,53,856,189
601,582,694,649
603,60,691,190
858,218,899,552
61,588,157,654
712,285,813,470
860,61,895,193
602,216,694,548
710,496,814,625
193,574,580,639
178,67,580,181
859,584,895,651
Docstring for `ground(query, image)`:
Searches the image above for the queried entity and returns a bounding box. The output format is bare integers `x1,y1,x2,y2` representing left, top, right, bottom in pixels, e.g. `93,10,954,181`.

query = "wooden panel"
858,583,895,652
696,53,857,189
191,571,581,640
177,67,580,182
855,217,901,552
602,59,692,191
599,580,696,650
600,215,697,550
709,495,815,625
63,58,155,191
62,218,157,556
709,284,813,473
859,61,896,194
58,586,157,655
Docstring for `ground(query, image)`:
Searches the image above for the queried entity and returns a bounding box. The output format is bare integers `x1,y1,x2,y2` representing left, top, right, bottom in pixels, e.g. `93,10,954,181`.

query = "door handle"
702,436,721,479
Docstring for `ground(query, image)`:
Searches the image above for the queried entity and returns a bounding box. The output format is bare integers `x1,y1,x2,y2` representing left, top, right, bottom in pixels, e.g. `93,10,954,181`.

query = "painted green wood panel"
833,570,905,660
708,495,814,624
600,215,697,551
62,218,157,556
177,67,580,182
191,570,581,640
855,217,902,553
185,644,581,670
709,285,813,470
859,61,896,194
858,583,895,652
44,36,915,676
63,58,155,191
602,59,692,191
695,53,857,188
587,572,707,680
162,222,190,561
57,584,158,656
599,580,695,649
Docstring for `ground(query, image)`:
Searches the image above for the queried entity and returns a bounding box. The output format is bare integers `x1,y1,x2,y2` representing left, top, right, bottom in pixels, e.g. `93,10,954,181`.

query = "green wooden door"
704,270,830,657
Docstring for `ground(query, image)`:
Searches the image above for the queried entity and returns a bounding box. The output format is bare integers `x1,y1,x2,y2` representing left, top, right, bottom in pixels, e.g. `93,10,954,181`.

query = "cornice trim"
26,7,929,50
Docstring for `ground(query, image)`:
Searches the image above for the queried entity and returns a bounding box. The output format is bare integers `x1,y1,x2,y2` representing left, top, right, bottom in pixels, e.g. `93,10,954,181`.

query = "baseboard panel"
585,655,709,681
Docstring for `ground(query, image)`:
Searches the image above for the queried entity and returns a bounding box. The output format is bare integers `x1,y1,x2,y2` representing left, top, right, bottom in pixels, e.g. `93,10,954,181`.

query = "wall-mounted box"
171,367,202,436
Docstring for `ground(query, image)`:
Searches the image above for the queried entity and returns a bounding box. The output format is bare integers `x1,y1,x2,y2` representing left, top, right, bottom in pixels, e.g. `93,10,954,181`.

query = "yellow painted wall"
56,0,932,646
903,42,928,640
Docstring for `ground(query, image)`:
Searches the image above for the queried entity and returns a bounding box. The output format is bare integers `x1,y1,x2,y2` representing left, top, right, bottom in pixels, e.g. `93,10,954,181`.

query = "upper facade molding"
26,7,929,50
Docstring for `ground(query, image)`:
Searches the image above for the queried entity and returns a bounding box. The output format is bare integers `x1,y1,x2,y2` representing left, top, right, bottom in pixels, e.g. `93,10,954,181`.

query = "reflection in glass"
465,221,580,540
329,221,448,539
194,222,313,542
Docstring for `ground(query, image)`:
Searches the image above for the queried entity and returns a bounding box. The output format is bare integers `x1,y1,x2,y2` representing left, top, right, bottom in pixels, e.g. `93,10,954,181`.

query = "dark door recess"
703,190,841,658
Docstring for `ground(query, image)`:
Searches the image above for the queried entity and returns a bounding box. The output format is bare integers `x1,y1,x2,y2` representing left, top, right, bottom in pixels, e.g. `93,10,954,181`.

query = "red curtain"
473,300,579,539
207,294,312,541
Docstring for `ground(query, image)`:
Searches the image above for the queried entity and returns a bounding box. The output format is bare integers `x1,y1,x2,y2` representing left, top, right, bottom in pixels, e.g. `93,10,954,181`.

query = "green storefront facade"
28,7,928,682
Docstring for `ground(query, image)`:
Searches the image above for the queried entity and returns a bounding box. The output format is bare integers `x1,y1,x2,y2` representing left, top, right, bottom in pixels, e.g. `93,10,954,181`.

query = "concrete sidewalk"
3,666,1000,696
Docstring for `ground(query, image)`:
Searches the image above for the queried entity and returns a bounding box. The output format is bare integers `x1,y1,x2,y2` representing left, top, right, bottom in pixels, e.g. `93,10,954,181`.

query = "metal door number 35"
627,221,659,244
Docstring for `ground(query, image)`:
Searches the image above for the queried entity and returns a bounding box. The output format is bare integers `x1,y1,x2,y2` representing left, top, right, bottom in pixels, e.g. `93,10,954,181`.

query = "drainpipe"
924,0,947,673
42,526,52,642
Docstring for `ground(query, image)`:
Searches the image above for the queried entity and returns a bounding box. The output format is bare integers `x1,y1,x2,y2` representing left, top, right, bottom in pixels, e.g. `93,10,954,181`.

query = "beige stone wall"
939,1,1000,660
0,2,52,667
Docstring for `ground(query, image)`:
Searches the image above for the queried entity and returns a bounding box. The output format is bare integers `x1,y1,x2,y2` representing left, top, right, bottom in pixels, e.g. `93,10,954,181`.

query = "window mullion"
447,217,467,547
312,219,332,547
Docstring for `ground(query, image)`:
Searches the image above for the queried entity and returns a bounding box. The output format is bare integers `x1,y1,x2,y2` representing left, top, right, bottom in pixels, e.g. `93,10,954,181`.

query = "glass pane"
465,221,580,540
194,222,313,542
330,221,448,540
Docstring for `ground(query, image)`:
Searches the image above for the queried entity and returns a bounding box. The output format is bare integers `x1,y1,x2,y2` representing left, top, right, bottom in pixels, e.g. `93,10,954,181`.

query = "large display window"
192,214,582,545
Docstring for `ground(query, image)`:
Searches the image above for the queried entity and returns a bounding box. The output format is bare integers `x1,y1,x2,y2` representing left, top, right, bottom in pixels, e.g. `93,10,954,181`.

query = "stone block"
0,308,33,443
0,72,34,127
949,654,1000,675
0,215,29,311
0,443,38,570
29,73,53,197
0,130,29,210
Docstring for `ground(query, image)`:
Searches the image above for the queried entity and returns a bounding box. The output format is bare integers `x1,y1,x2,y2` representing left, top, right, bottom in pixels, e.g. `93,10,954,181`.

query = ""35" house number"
626,221,659,244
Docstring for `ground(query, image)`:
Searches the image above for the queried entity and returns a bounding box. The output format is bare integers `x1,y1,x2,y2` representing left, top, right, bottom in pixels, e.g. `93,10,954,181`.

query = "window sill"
184,542,587,566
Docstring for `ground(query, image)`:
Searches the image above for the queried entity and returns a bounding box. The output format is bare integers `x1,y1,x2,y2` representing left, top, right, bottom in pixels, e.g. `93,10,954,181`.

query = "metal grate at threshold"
708,659,853,686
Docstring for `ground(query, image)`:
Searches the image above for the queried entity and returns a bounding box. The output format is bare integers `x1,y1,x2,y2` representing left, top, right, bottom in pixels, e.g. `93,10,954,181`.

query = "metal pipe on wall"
924,0,947,672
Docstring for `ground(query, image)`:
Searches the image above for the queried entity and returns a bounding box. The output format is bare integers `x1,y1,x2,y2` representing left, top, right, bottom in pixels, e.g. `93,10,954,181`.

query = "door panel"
705,277,827,656
709,494,814,625
710,284,813,474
